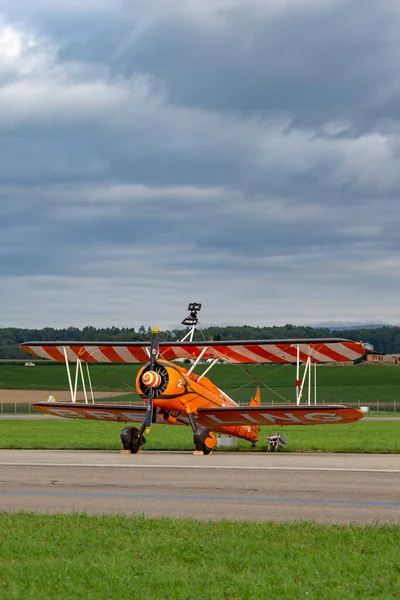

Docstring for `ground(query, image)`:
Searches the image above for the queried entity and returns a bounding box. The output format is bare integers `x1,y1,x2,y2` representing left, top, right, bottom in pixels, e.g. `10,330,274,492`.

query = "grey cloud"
5,0,399,127
1,182,397,282
2,72,399,194
0,2,400,327
22,0,396,130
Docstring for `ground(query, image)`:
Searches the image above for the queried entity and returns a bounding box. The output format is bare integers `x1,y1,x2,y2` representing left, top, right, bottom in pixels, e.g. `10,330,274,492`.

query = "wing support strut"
63,347,94,404
197,358,219,382
294,346,318,406
187,346,208,375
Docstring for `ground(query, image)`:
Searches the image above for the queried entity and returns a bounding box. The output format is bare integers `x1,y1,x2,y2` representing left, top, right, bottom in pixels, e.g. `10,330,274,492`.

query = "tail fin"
249,387,260,442
250,386,261,406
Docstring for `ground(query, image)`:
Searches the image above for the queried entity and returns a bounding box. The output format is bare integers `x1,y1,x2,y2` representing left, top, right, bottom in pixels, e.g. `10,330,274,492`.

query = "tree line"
0,324,399,359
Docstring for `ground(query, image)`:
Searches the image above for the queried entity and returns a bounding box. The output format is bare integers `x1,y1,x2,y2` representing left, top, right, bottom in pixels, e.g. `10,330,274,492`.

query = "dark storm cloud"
119,0,400,130
6,0,399,128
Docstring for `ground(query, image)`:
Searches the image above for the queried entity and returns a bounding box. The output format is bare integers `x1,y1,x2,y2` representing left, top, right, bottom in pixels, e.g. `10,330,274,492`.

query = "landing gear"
120,426,146,454
186,412,217,455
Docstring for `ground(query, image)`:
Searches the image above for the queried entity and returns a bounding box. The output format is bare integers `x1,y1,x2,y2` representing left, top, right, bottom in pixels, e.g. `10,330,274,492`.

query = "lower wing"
197,405,363,427
32,402,188,425
33,402,363,427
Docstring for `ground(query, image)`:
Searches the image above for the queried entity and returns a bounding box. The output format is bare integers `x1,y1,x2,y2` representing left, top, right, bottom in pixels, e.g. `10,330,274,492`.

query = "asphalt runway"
1,450,399,524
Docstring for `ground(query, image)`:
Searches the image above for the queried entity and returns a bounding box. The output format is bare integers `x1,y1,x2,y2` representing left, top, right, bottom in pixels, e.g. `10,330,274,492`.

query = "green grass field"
1,513,399,600
2,362,400,408
1,419,400,453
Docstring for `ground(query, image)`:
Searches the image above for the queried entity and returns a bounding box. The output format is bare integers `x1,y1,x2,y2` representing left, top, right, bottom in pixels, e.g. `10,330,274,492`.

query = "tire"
202,444,212,455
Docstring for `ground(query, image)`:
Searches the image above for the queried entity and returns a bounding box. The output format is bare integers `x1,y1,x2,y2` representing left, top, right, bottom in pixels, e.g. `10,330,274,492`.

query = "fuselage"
135,359,259,442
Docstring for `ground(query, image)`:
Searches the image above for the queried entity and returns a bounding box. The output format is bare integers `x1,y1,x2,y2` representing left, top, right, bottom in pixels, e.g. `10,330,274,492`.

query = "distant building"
365,351,384,364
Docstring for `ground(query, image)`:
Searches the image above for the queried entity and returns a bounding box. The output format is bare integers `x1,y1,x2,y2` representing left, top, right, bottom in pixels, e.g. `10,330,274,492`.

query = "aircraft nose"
142,370,161,388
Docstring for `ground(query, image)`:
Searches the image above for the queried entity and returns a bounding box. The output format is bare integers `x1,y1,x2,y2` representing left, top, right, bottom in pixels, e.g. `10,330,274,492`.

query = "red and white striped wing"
197,405,363,427
21,338,365,364
32,402,188,425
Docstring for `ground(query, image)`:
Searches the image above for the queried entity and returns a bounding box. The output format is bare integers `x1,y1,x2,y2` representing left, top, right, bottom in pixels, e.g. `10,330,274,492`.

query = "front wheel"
120,426,146,454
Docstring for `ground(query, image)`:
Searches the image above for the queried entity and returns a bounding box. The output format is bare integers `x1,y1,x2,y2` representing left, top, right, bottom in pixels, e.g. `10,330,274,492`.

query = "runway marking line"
1,462,400,474
1,490,400,507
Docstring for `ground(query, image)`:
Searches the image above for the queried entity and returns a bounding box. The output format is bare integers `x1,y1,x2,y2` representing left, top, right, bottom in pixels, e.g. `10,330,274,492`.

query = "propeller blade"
149,326,159,370
145,387,154,434
144,327,159,434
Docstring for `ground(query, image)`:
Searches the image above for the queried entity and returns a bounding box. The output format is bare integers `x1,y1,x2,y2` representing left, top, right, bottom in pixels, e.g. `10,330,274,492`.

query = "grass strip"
1,420,400,453
0,513,399,600
2,363,400,406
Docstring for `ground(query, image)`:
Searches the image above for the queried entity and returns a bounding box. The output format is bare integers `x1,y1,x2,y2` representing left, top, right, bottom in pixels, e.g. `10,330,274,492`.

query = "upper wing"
32,402,189,425
197,405,363,427
21,338,365,364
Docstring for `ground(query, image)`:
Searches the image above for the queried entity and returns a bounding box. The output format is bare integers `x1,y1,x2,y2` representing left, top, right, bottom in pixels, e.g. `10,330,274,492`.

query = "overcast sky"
1,0,400,330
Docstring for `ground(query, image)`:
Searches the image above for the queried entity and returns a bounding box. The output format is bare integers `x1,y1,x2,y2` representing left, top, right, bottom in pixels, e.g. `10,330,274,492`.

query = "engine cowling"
136,361,189,401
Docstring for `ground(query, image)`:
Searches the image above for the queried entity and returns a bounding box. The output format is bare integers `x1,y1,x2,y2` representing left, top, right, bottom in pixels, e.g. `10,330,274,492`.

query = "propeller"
140,327,160,435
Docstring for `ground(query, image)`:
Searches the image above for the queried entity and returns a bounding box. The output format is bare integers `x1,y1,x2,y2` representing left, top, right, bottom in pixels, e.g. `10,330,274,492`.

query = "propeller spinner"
142,370,162,388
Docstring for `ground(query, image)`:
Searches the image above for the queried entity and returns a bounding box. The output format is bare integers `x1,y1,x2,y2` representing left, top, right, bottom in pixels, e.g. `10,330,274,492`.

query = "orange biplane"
21,304,365,455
